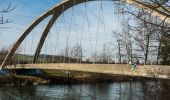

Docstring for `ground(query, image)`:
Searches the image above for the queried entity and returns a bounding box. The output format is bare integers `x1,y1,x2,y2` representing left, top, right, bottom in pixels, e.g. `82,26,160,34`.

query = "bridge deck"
14,64,170,79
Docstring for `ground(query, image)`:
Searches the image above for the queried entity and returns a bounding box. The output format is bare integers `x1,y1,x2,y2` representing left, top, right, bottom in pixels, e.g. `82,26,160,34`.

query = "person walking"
129,59,134,70
135,59,139,68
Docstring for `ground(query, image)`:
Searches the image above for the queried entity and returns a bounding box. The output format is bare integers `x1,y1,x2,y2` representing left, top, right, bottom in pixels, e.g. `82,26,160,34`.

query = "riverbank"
1,69,168,86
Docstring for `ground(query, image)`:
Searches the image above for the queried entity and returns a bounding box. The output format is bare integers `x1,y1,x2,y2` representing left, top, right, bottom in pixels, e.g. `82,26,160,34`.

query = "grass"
0,69,158,85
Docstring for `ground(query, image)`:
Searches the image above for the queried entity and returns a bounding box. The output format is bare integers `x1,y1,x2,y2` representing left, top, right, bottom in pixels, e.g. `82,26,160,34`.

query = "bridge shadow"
8,67,140,85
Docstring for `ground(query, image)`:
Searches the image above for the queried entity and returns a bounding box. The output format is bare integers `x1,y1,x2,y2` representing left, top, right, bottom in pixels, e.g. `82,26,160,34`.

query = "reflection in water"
0,80,170,100
0,86,50,100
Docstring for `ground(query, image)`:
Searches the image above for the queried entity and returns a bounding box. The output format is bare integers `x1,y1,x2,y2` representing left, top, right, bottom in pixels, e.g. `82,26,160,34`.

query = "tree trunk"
118,40,121,64
156,39,161,65
144,34,150,65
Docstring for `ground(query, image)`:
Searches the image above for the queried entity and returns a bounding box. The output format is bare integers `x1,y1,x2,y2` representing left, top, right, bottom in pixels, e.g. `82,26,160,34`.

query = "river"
0,80,170,100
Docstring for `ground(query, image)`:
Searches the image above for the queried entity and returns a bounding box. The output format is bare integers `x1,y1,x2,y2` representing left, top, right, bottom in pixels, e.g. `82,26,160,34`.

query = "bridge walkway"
13,64,170,79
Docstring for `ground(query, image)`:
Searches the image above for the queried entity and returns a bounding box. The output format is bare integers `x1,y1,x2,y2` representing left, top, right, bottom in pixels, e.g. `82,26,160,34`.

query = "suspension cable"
44,37,48,63
53,19,61,63
79,1,87,64
30,23,36,64
72,0,80,63
23,34,27,64
85,0,94,64
101,0,109,64
62,4,67,63
68,0,76,63
94,0,102,64
49,30,53,63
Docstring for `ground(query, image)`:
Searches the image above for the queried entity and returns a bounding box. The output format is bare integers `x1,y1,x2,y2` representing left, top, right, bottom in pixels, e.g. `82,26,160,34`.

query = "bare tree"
112,19,133,64
70,44,83,63
143,0,170,19
90,51,99,64
0,0,16,26
99,44,112,64
160,33,170,65
130,9,165,64
113,0,170,65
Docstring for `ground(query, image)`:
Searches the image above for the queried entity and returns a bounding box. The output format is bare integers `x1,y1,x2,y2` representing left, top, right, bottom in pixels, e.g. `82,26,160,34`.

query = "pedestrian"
129,59,134,70
135,59,139,68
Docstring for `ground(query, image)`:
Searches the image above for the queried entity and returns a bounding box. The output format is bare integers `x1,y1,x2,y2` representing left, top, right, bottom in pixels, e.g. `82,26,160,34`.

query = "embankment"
0,69,165,86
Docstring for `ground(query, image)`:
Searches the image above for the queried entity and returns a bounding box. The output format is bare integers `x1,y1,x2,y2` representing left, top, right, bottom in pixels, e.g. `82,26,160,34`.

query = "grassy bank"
0,69,161,86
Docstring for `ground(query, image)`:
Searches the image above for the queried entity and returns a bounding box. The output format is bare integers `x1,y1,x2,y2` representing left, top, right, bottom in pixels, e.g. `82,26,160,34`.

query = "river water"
0,80,170,100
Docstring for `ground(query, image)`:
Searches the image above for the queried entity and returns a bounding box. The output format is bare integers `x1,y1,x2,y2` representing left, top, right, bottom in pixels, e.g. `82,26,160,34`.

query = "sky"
0,0,60,47
0,0,126,60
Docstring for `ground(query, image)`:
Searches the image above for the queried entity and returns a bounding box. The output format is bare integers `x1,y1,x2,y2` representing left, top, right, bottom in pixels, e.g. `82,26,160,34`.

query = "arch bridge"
1,0,170,79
